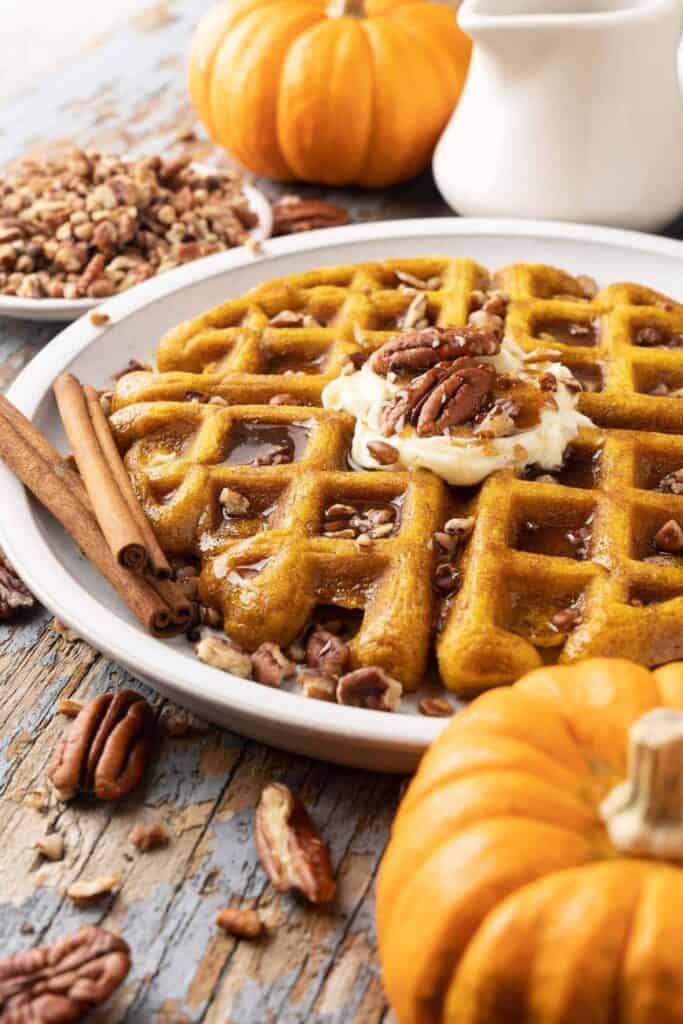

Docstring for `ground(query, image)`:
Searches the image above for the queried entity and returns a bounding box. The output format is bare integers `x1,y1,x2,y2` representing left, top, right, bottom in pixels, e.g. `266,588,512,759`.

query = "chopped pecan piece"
66,875,121,905
433,562,461,595
367,440,399,465
399,291,430,330
272,196,350,235
336,666,402,711
418,697,454,717
48,690,154,802
129,823,170,852
0,545,34,620
551,607,582,631
654,519,683,553
219,487,250,516
196,635,252,677
269,393,299,406
297,668,337,702
368,325,501,376
636,326,665,347
659,469,683,495
33,832,65,862
395,269,442,291
444,516,475,539
255,782,336,903
58,698,85,718
305,627,350,678
216,907,265,939
0,926,130,1021
252,642,294,687
474,400,519,438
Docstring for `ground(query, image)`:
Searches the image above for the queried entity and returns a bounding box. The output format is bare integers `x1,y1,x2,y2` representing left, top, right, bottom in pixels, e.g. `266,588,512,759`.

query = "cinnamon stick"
0,397,183,638
83,384,171,579
147,576,193,628
54,373,148,573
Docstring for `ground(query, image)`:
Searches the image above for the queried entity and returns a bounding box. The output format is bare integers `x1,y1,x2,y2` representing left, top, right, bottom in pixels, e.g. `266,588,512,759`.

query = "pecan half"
305,628,350,678
272,196,350,236
48,690,154,802
368,325,501,376
336,667,403,711
255,783,336,904
383,361,496,437
0,925,130,1022
0,545,34,620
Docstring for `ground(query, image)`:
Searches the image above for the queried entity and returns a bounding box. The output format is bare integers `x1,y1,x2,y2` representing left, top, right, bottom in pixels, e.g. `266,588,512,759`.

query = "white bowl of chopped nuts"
0,150,272,321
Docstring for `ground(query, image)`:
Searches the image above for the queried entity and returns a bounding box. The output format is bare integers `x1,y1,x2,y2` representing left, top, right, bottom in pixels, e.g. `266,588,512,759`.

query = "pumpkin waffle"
110,258,683,695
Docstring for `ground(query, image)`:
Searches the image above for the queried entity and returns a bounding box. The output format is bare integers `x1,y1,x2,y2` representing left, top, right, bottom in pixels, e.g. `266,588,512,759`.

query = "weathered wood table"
2,3,682,1022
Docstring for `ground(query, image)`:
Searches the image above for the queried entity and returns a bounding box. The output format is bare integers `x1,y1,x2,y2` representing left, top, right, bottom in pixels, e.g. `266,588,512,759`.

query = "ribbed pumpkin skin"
188,0,471,187
376,658,683,1024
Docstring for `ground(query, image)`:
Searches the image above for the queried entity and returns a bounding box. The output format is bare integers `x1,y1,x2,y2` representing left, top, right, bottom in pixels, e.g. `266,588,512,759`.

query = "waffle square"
110,258,683,695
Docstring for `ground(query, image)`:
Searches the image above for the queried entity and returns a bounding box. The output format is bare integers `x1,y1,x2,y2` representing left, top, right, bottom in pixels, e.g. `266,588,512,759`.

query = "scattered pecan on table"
271,195,350,236
255,782,336,904
0,544,34,620
48,690,154,801
0,925,130,1023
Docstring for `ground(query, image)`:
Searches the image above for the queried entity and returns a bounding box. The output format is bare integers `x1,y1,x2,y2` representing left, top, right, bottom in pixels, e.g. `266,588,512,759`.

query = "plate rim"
3,215,683,763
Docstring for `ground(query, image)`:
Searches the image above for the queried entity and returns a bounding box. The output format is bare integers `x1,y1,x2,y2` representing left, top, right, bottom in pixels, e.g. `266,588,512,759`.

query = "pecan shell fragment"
48,690,154,802
255,783,336,904
0,925,130,1022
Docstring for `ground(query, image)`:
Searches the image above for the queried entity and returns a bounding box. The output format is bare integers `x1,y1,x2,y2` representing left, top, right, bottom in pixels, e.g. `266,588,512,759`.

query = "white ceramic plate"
0,180,273,322
2,217,683,772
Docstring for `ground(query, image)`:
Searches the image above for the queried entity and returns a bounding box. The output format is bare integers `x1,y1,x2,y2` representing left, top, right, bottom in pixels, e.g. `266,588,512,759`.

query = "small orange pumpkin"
188,0,471,187
377,658,683,1023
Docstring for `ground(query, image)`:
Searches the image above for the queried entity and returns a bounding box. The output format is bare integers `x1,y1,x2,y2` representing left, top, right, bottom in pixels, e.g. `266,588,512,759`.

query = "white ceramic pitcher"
433,0,683,230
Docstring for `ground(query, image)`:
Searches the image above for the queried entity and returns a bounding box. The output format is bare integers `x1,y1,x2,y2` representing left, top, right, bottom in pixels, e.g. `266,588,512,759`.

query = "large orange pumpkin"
188,0,471,187
377,658,683,1023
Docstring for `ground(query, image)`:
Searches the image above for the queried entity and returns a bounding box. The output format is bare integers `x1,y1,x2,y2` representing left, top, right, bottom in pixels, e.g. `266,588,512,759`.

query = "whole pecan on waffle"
0,925,130,1022
368,324,501,376
272,196,350,236
48,690,154,801
0,545,34,620
381,359,496,437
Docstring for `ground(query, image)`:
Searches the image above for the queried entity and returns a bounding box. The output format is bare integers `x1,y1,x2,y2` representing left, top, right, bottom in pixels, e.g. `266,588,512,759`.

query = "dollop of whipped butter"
322,330,594,487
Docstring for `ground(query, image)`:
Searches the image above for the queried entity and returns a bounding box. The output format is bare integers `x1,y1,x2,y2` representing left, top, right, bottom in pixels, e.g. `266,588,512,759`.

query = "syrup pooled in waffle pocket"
109,258,683,698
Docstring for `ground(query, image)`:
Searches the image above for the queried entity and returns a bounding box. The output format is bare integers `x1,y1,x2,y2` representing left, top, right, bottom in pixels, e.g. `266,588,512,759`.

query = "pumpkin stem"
327,0,366,17
600,708,683,859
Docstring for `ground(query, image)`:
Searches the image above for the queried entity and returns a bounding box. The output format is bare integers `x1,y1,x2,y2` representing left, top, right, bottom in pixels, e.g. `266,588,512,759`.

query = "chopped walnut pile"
0,149,257,300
